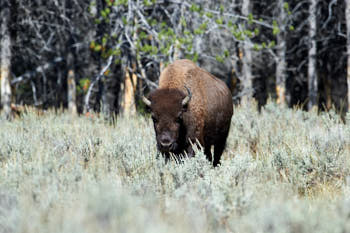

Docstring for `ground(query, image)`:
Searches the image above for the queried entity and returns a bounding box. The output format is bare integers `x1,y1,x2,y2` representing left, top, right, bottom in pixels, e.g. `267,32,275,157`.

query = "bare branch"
84,55,114,113
11,57,63,85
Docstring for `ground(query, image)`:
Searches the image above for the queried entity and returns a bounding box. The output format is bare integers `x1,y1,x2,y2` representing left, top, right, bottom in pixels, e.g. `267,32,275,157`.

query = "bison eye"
176,117,181,123
176,114,182,123
152,116,158,123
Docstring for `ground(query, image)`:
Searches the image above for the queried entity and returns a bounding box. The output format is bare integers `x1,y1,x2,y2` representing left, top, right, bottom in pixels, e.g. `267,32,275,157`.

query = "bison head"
143,87,191,153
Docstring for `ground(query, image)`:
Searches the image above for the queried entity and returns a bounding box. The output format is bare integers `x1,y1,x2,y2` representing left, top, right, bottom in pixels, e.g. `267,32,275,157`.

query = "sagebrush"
1,102,350,233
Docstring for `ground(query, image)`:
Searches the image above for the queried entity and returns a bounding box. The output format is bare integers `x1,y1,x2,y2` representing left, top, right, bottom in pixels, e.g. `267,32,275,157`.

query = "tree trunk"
325,73,332,110
0,0,12,119
160,61,165,73
346,0,350,111
67,51,77,115
308,0,318,111
101,67,120,121
121,10,138,116
241,0,253,104
121,65,137,116
276,0,288,106
67,69,77,115
229,1,241,103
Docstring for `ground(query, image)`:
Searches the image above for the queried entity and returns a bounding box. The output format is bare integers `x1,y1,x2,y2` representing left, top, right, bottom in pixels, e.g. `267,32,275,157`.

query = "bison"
143,59,233,166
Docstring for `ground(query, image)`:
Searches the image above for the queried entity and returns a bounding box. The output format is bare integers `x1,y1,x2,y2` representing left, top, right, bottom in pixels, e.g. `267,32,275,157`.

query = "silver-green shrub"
1,103,350,233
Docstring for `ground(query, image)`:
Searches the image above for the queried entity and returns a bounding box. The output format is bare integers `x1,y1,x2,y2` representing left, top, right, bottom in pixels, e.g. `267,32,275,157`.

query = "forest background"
1,0,350,119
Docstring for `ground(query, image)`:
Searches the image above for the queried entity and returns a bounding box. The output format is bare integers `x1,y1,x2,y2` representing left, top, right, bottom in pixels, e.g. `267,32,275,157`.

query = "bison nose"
159,136,173,150
160,141,172,149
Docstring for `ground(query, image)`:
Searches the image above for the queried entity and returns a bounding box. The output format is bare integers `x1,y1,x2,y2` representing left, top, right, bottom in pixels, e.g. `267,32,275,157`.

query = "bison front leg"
183,121,205,158
204,145,213,163
185,144,195,158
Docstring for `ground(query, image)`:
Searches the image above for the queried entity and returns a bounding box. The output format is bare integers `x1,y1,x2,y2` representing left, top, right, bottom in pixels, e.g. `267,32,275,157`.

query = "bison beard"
143,59,233,166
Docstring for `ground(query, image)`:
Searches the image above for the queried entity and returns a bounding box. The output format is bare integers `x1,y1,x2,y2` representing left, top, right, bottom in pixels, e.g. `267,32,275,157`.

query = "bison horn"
142,96,152,107
182,86,192,106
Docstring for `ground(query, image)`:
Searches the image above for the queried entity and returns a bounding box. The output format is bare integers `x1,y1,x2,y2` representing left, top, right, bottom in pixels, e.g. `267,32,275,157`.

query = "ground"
1,102,350,233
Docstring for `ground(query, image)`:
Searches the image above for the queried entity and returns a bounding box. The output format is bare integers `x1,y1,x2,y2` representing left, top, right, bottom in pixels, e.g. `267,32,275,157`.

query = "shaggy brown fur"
145,59,233,166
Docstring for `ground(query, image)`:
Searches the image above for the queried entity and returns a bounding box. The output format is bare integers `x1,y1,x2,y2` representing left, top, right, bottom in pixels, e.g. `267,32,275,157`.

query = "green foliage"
192,52,199,62
143,0,153,7
227,20,233,28
253,43,261,51
101,8,110,19
94,18,101,24
254,28,260,36
139,31,147,40
215,54,224,63
116,0,128,6
180,16,187,27
122,16,127,25
205,12,213,18
194,28,203,35
102,36,108,46
248,13,254,25
105,0,113,7
268,40,276,48
223,50,230,58
283,2,292,15
244,29,253,38
273,20,280,35
79,78,91,93
215,17,223,25
199,22,207,31
94,44,102,52
89,0,286,75
189,3,201,13
232,30,244,41
140,44,158,55
219,4,225,14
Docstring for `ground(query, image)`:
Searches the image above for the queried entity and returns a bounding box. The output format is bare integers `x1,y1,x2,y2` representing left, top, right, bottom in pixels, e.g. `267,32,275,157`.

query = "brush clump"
1,103,350,233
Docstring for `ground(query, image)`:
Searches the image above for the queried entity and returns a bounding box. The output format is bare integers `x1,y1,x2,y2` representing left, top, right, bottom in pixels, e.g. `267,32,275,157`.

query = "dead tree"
276,0,288,106
346,0,350,110
308,0,318,110
241,0,253,104
0,0,13,119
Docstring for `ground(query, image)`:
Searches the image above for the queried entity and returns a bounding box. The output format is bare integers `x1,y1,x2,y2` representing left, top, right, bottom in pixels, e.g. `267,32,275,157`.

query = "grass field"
1,102,350,233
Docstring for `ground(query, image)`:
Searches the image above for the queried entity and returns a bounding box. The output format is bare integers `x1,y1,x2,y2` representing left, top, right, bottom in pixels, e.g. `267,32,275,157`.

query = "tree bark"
67,69,77,115
276,0,288,106
1,0,12,119
241,0,253,104
101,66,120,121
121,8,138,116
67,51,77,115
346,0,350,110
308,0,318,111
121,64,137,116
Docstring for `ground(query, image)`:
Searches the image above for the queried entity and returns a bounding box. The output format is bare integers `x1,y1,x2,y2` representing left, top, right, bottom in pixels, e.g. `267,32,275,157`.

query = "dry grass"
1,102,350,233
